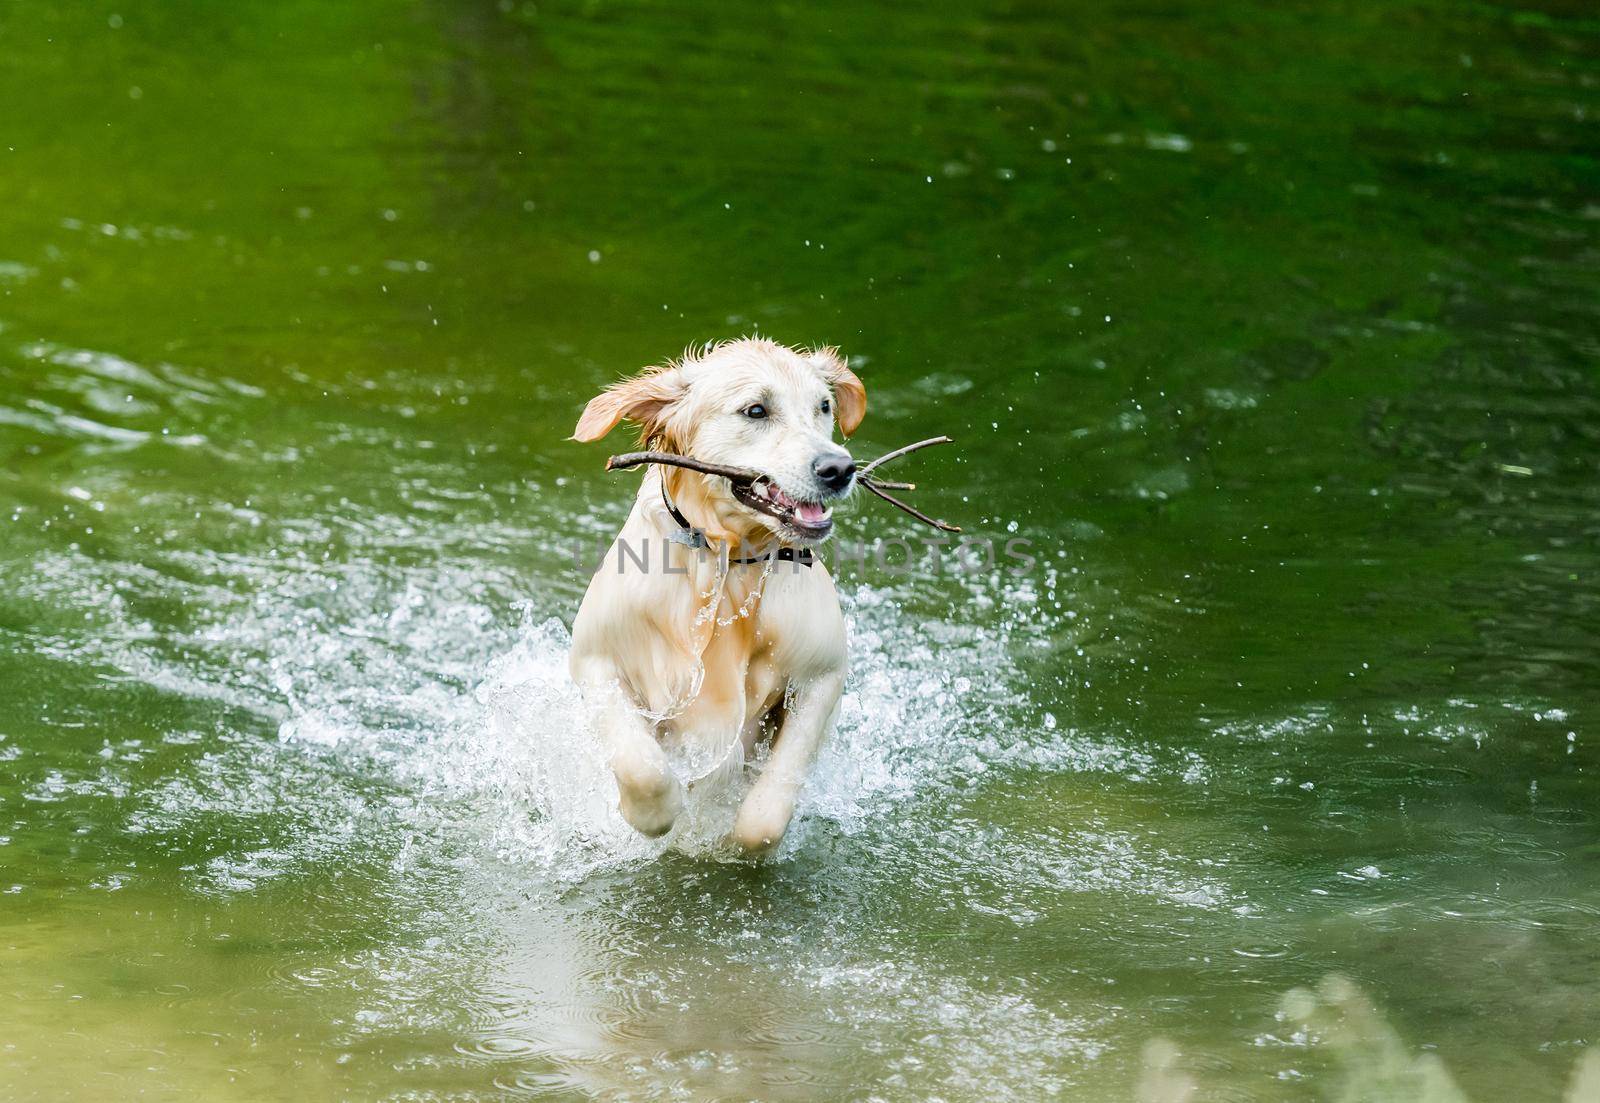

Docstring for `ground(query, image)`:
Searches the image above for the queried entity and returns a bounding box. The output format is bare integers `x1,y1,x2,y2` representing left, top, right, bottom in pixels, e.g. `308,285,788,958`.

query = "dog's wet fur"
569,339,865,851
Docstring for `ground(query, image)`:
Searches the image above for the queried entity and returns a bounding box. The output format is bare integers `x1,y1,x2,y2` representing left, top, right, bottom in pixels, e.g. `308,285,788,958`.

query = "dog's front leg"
573,662,683,837
731,671,844,853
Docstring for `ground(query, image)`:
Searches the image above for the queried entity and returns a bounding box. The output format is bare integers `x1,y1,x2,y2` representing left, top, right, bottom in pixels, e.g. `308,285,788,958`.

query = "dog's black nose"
814,454,856,493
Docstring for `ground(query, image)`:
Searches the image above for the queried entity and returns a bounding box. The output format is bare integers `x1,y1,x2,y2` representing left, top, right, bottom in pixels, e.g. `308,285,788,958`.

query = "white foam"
15,538,1220,897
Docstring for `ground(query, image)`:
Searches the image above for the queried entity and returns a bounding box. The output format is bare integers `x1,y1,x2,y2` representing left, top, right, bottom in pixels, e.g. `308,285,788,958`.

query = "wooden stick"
607,445,961,533
860,479,962,533
858,435,954,477
606,450,761,483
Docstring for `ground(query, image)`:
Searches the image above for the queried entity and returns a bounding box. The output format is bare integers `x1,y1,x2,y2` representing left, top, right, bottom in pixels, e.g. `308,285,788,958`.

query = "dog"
568,338,865,852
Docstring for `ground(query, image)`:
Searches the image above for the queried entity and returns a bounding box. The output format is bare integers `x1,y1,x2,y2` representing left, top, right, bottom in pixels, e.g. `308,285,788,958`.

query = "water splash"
10,525,1213,898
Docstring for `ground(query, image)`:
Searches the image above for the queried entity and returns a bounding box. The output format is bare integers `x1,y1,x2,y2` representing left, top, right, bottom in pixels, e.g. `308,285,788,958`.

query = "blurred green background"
0,1,1597,1099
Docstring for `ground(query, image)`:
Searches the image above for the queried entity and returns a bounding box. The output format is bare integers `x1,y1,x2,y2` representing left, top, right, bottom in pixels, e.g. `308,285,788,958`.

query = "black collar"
660,478,814,567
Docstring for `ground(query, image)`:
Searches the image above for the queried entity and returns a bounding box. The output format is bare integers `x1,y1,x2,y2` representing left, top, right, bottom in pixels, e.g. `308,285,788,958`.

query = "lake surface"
1,1,1597,1099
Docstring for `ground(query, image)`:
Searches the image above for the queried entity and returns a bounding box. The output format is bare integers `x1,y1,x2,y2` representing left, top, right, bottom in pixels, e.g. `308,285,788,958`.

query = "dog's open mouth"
731,476,834,537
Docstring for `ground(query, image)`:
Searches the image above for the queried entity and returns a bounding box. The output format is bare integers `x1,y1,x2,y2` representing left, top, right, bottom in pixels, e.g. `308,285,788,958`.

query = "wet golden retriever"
569,338,865,852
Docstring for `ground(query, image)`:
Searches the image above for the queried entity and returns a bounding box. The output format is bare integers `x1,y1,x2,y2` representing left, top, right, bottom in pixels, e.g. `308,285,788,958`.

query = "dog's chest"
668,570,828,736
673,597,783,724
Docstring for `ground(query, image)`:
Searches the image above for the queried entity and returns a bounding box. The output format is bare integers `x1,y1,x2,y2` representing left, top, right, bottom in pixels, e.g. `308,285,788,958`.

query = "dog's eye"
743,403,768,420
819,399,831,415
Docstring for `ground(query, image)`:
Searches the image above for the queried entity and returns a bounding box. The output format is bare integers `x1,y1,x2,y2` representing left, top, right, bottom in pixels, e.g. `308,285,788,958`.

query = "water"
1,0,1597,1098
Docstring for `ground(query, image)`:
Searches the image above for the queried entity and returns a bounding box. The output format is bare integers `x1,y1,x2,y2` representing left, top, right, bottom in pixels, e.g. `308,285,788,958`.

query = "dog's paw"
618,772,684,838
731,804,791,855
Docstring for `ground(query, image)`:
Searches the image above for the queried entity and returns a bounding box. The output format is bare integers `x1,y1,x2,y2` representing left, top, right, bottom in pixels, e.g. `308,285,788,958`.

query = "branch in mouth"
858,435,954,477
857,435,961,532
733,478,831,530
859,479,961,533
605,450,763,484
603,437,961,533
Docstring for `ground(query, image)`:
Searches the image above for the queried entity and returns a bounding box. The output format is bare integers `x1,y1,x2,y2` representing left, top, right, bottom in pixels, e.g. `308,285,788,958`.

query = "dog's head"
572,338,866,546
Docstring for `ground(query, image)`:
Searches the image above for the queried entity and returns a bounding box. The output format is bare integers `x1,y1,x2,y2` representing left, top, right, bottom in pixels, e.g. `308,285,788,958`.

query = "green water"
2,0,1598,1099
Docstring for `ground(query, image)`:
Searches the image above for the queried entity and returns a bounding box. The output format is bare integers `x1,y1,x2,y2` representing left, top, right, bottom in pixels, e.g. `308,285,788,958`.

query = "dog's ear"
811,347,866,438
572,367,686,443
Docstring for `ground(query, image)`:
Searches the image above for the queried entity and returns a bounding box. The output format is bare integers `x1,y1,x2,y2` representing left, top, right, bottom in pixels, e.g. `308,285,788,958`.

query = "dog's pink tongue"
796,502,828,525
